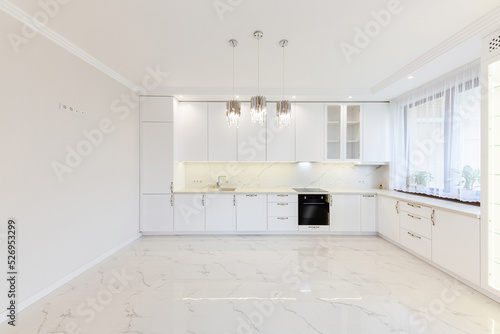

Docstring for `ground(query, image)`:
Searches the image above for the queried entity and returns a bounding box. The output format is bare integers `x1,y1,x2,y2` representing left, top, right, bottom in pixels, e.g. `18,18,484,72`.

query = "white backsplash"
184,162,389,189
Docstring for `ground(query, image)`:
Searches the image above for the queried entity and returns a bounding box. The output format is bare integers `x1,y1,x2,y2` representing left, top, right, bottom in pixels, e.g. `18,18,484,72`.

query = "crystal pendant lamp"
226,39,241,127
276,39,291,127
250,31,267,125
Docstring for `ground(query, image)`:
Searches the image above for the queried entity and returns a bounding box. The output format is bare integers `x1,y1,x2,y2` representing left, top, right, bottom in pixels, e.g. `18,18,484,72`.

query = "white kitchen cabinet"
208,103,237,161
295,103,324,162
330,194,361,232
140,122,173,194
238,103,267,161
377,196,400,242
140,195,173,232
140,96,174,122
362,103,389,163
205,194,236,231
236,194,267,231
360,194,377,232
266,102,295,161
325,104,361,161
178,102,208,161
432,209,480,285
174,194,206,231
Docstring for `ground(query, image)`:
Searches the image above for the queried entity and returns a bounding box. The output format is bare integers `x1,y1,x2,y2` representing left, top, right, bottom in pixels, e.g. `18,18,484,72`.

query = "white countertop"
377,190,480,218
175,187,480,217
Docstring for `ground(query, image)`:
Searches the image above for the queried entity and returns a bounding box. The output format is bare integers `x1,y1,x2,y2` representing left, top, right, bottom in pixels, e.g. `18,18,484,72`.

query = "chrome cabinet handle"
407,231,421,240
233,195,236,207
277,217,288,220
308,226,319,229
431,210,435,226
277,203,289,206
330,195,332,207
277,194,288,197
170,182,173,193
170,195,173,206
363,195,375,197
395,201,399,214
202,195,205,206
408,202,421,208
407,213,421,220
246,194,257,197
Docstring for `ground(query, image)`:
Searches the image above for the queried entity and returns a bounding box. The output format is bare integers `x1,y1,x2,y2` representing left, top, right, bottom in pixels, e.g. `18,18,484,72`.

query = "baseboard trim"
0,233,142,324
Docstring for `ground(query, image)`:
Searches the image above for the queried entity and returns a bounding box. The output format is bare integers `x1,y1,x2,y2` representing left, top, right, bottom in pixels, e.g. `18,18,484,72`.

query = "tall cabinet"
140,97,176,232
482,29,500,298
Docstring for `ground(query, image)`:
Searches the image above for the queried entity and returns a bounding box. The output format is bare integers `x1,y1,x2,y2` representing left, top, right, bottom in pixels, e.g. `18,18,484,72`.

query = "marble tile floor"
2,235,500,334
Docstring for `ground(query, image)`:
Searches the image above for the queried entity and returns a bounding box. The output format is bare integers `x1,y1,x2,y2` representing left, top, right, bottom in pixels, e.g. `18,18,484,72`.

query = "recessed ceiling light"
235,95,239,98
348,96,353,99
407,75,414,80
179,95,183,98
292,96,296,99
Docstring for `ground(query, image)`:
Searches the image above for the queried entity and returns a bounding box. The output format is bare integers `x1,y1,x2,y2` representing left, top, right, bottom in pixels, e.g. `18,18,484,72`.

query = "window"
390,61,481,202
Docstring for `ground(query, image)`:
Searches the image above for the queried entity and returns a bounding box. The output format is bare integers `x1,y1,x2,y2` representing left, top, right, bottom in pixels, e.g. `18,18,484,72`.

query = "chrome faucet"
217,176,226,189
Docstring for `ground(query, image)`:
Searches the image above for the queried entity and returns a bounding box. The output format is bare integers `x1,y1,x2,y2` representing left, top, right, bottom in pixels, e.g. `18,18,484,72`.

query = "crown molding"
371,5,500,94
0,0,136,90
151,87,372,96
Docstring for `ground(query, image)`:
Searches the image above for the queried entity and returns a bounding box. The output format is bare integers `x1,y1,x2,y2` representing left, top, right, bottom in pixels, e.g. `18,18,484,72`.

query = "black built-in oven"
298,194,330,226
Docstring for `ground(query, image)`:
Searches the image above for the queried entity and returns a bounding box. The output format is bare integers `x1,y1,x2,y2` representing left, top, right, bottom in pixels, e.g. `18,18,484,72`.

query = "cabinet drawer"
268,202,298,217
400,228,431,259
400,212,432,239
268,217,298,231
400,201,432,219
298,225,330,232
268,194,298,203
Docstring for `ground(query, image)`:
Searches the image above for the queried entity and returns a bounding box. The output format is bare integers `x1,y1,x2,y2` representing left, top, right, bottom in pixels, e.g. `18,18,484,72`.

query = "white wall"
0,13,139,305
184,162,389,189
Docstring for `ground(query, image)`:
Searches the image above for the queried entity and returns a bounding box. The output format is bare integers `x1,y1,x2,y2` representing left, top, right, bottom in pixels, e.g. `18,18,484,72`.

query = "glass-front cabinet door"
488,57,500,293
345,105,361,160
325,104,361,161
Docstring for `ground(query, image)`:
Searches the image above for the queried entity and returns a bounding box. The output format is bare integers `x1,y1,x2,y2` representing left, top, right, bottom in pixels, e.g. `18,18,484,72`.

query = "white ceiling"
5,0,500,101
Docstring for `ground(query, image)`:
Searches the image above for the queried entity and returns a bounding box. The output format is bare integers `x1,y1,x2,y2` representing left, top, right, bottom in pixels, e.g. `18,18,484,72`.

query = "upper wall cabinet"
208,103,237,161
238,103,267,162
325,104,361,161
178,102,208,161
362,103,390,164
295,103,325,162
267,102,295,162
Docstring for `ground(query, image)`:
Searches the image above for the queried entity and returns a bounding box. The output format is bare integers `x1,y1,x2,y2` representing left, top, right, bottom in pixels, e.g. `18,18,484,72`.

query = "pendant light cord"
232,45,235,99
283,45,285,99
257,38,260,95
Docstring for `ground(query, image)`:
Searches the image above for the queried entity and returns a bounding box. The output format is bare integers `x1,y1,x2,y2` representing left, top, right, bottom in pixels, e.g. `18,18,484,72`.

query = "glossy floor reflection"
3,235,500,334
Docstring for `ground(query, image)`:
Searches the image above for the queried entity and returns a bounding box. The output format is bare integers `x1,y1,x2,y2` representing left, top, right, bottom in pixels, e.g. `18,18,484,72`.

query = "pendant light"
276,39,291,127
226,39,241,127
250,30,267,125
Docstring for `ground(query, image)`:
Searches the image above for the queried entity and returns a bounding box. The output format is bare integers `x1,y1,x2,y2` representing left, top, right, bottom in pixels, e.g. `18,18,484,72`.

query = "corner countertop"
377,190,480,218
174,187,480,218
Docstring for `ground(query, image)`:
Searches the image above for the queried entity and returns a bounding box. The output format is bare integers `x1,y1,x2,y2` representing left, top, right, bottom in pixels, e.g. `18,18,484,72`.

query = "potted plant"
409,171,433,192
454,165,480,200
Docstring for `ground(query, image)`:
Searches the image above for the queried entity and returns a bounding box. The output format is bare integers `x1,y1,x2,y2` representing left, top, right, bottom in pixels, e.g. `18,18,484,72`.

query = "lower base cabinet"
206,194,236,231
432,209,480,285
330,194,361,232
236,194,267,231
140,195,173,232
173,194,205,231
377,196,400,242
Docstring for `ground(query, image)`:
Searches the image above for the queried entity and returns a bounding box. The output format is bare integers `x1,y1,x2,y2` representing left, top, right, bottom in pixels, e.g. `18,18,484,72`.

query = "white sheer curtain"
390,61,481,202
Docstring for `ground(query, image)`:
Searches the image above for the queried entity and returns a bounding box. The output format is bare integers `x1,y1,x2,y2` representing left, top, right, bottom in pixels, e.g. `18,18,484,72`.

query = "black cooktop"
293,188,327,193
